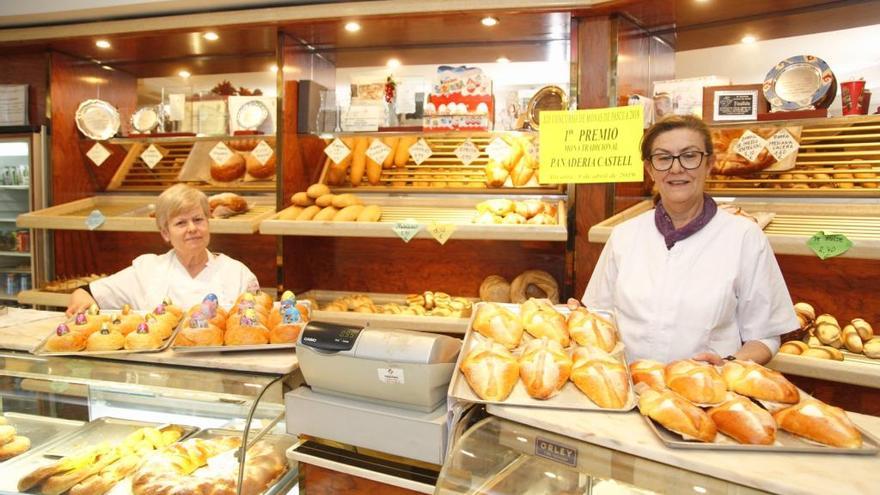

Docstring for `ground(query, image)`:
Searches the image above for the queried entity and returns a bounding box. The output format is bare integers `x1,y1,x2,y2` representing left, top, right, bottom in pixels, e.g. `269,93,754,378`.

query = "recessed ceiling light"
386,58,401,69
203,32,219,41
496,56,510,64
178,70,191,78
741,35,757,44
270,65,278,73
344,21,361,32
481,16,499,27
101,65,114,71
95,40,111,49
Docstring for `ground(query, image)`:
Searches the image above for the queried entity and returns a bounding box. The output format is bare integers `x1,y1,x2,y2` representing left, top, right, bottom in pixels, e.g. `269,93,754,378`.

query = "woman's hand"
66,288,97,317
692,352,724,365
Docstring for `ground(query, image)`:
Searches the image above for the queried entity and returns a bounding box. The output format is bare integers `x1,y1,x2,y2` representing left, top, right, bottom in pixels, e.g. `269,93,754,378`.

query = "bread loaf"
842,324,863,353
864,338,880,358
472,303,523,349
331,193,362,208
211,153,246,182
479,275,511,303
460,341,519,401
349,137,369,185
773,399,862,448
720,360,799,404
277,205,303,220
315,193,336,207
356,204,382,222
520,298,569,347
518,338,572,400
510,270,559,304
665,360,727,405
567,307,617,352
295,205,321,221
851,318,874,341
333,205,365,222
291,192,312,206
629,359,666,390
779,340,808,355
306,183,330,198
570,346,630,408
313,206,339,221
708,394,776,445
638,388,717,442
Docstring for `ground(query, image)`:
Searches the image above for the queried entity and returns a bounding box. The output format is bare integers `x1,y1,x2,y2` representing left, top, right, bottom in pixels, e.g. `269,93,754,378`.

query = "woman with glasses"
577,115,797,365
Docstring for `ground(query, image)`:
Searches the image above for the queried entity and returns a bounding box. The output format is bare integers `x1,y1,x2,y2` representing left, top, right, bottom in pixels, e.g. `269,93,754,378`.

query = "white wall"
676,24,880,116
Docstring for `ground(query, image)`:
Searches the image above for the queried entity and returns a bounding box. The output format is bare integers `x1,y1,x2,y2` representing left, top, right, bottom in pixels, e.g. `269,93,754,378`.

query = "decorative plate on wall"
763,55,835,111
75,99,121,140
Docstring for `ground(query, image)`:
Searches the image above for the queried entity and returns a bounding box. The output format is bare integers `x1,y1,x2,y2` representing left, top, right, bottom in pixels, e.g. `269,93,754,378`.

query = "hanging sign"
365,138,392,166
85,210,106,230
408,138,433,165
392,218,422,242
86,142,111,167
140,144,164,169
323,138,351,165
538,106,643,184
454,139,480,166
427,222,456,245
251,140,274,165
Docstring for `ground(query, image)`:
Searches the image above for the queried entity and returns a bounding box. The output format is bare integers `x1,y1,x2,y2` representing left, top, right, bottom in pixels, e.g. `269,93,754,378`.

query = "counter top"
768,352,880,389
0,309,298,375
487,404,880,495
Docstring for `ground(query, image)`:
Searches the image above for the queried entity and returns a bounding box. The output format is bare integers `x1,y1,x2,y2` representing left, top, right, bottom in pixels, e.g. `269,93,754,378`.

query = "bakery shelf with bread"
262,192,567,241
301,289,475,334
17,194,277,234
589,198,880,259
316,132,563,194
103,135,277,193
704,114,880,196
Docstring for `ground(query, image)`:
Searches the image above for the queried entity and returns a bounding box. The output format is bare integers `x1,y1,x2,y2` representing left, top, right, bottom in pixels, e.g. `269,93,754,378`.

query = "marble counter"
487,404,880,495
0,309,298,375
768,352,880,389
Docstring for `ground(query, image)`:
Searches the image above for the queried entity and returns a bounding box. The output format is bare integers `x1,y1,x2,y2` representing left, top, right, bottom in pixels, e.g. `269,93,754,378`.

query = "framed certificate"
702,84,769,124
0,85,29,126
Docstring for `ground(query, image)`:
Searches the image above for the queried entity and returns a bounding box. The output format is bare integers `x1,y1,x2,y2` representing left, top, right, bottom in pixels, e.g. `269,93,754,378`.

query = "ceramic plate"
131,105,160,133
75,99,121,140
763,55,835,111
236,100,269,130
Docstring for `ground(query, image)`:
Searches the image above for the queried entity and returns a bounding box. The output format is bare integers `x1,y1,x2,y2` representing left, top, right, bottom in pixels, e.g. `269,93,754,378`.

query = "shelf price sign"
86,142,111,167
538,106,643,184
251,140,274,165
807,231,853,260
140,144,165,169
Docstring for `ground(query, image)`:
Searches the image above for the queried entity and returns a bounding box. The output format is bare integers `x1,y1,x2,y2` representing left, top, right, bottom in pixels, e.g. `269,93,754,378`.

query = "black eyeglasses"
648,151,708,171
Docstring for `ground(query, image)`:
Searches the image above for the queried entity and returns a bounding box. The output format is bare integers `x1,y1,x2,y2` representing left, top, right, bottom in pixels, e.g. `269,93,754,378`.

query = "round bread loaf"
211,153,246,182
479,275,511,303
510,270,559,303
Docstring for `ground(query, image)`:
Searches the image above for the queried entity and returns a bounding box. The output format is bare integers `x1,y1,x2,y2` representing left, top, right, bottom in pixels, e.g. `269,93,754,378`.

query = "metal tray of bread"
448,302,636,411
0,417,197,492
0,412,85,462
31,310,182,357
644,415,880,454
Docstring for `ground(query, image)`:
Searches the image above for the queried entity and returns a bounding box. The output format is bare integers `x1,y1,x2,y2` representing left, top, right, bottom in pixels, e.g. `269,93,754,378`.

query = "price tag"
392,218,421,243
766,129,799,161
454,139,480,166
428,222,456,245
140,144,164,169
251,140,274,165
733,130,767,162
365,138,392,166
408,138,433,165
209,142,233,165
85,209,106,230
86,142,111,167
323,138,351,165
807,231,853,260
377,367,405,384
486,137,513,163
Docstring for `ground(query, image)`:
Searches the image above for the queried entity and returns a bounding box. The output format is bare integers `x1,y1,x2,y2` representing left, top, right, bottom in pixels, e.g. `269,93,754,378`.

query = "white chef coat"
583,208,798,363
90,249,258,312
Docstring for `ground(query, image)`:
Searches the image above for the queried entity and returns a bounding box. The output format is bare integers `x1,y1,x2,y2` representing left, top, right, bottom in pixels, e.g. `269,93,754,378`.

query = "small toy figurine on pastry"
144,313,174,340
175,312,224,347
65,184,259,315
152,303,181,330
268,291,310,328
69,312,100,337
225,308,270,345
113,304,144,335
86,322,125,351
234,283,273,312
184,294,227,330
125,322,163,350
270,304,304,344
45,324,86,352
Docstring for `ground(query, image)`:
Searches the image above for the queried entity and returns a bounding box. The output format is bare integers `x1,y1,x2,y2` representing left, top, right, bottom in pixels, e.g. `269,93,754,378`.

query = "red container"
841,80,866,115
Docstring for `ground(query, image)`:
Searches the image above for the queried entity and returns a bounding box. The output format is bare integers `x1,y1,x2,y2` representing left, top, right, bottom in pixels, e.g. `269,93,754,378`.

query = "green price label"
806,231,853,260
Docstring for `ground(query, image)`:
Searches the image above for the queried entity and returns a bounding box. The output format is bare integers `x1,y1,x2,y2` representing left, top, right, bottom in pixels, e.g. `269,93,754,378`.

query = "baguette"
313,206,339,221
382,137,400,168
333,205,365,222
356,204,383,222
295,205,321,221
394,136,418,167
349,137,369,185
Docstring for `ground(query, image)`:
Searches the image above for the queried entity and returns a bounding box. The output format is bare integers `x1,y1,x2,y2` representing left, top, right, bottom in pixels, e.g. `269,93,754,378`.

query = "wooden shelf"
0,251,30,257
769,352,880,390
589,199,880,260
17,194,277,234
301,290,473,334
261,195,567,241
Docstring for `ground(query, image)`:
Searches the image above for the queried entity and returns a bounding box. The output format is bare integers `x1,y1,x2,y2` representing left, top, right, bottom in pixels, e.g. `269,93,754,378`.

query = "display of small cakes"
471,198,559,225
452,299,634,411
39,301,182,355
173,290,310,349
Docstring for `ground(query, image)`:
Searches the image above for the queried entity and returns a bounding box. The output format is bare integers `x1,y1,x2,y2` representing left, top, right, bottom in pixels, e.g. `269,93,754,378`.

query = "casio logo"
303,337,317,342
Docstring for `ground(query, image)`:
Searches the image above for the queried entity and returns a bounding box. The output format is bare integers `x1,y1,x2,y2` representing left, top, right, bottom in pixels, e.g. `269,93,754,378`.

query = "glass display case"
0,350,297,494
436,416,769,495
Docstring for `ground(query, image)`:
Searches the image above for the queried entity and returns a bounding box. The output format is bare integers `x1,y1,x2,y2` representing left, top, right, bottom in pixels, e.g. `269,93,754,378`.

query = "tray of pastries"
171,290,310,352
634,358,880,453
448,300,636,411
1,413,84,463
31,301,184,356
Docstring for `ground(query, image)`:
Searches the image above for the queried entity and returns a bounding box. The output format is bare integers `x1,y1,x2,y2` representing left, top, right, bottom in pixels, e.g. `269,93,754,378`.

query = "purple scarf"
654,194,717,249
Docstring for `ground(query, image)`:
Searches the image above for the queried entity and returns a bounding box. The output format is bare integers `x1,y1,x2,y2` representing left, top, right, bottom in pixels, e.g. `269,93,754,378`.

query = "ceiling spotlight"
741,35,757,44
496,56,510,64
95,40,111,49
386,58,401,69
178,70,191,78
101,65,114,71
203,32,219,41
344,21,361,32
270,65,279,73
481,16,499,27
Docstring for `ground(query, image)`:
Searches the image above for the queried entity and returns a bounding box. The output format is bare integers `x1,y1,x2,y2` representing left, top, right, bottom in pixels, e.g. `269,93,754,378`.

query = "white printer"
286,322,462,466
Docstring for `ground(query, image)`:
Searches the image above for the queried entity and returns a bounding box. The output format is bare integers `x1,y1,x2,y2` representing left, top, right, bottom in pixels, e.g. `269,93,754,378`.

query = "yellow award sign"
538,106,644,184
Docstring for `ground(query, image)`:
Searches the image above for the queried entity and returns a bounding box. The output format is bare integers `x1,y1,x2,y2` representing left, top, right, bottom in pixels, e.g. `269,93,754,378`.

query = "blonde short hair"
155,184,209,230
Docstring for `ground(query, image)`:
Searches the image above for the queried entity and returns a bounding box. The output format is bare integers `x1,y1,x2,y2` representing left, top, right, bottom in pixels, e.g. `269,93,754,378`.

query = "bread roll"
708,394,776,445
295,205,321,221
210,153,246,182
518,338,572,400
863,338,880,358
460,340,519,401
510,270,559,304
665,360,727,405
349,137,369,185
277,205,304,220
779,340,808,355
638,388,717,442
333,204,365,222
815,314,839,327
851,318,874,341
0,435,30,460
291,192,312,206
306,183,330,199
773,399,862,448
245,152,276,179
472,303,523,349
315,193,336,208
331,193,362,208
125,323,163,350
816,322,841,345
802,345,844,360
570,346,630,408
479,275,511,303
484,161,509,188
629,359,666,390
46,324,86,352
520,298,569,347
567,307,617,352
842,324,863,353
313,206,339,221
86,325,125,351
356,204,382,222
720,360,799,404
